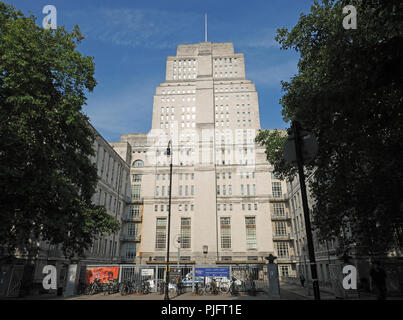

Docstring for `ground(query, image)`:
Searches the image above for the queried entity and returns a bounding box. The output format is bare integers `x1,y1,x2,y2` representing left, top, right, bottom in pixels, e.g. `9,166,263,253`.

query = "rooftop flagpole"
205,13,207,42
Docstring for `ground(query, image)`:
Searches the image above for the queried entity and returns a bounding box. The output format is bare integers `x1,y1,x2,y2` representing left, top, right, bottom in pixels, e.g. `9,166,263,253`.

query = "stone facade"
112,42,294,274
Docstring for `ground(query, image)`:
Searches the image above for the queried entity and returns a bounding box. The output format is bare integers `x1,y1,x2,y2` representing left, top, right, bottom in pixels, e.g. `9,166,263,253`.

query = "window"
132,185,141,200
247,256,258,261
280,266,290,277
130,204,140,218
273,203,285,217
272,182,282,198
127,223,138,236
181,218,191,249
277,242,289,258
133,160,144,167
179,185,183,196
155,218,167,249
217,185,220,195
220,217,231,249
155,186,159,197
221,256,232,261
125,243,136,260
191,185,194,195
132,174,142,182
154,205,158,212
228,185,232,195
245,217,257,249
275,221,287,236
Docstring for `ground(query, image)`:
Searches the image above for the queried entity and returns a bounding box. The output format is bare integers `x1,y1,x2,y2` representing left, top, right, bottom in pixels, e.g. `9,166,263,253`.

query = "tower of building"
117,42,293,272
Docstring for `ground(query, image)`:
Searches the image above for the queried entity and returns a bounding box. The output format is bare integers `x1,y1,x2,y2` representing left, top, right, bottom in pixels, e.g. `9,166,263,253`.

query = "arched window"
132,160,144,167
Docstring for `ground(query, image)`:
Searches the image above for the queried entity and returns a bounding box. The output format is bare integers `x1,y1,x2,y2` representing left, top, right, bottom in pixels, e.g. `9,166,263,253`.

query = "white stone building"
112,42,295,275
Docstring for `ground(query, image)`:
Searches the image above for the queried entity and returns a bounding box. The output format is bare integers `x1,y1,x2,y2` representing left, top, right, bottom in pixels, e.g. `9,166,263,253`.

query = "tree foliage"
258,0,403,255
0,3,119,259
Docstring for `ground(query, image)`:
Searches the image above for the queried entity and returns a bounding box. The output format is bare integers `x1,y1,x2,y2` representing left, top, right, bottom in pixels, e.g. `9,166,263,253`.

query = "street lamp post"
292,120,320,300
203,245,208,287
164,140,173,300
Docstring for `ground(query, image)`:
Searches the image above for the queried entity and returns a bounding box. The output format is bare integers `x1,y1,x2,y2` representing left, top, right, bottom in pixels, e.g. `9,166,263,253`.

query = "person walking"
370,261,387,300
299,274,305,287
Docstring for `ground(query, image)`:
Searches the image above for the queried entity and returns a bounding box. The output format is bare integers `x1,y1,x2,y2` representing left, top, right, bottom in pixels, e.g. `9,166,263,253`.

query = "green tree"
0,3,119,259
257,0,403,255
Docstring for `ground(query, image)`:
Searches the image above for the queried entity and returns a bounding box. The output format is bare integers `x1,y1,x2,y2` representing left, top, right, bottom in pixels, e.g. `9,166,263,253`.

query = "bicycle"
104,279,119,295
229,277,239,296
204,279,219,295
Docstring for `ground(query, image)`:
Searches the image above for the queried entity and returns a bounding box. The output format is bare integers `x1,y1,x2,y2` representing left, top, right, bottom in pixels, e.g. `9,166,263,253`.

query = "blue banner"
194,267,229,277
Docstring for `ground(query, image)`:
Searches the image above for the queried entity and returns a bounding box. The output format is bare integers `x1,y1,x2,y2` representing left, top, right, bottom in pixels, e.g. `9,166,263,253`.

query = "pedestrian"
370,261,387,300
300,274,305,287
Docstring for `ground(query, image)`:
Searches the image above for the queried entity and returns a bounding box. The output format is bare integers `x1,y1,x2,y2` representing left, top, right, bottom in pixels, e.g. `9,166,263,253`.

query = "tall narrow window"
277,242,289,258
181,218,191,249
245,217,257,249
220,217,231,249
272,182,282,198
132,185,141,200
155,218,167,249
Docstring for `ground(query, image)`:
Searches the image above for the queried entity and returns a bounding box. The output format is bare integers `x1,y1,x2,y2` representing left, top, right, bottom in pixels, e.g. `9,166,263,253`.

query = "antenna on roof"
204,13,208,42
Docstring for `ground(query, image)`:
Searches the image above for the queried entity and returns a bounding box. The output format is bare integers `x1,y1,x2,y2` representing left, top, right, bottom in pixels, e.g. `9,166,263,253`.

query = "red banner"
86,266,120,284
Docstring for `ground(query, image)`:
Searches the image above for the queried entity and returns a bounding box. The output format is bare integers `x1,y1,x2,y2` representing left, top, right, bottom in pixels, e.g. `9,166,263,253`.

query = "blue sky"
7,0,313,142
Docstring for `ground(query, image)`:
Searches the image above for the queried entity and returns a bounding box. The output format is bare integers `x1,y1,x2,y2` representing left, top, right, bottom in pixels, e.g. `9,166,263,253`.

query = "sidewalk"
279,283,403,300
279,283,336,300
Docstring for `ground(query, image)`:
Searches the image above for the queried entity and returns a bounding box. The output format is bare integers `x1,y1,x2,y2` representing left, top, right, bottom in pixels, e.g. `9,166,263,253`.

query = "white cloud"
66,7,202,48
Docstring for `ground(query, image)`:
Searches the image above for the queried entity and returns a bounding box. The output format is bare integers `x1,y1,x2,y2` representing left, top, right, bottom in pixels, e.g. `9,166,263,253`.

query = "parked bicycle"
120,279,136,295
104,279,119,295
204,278,219,295
87,278,103,295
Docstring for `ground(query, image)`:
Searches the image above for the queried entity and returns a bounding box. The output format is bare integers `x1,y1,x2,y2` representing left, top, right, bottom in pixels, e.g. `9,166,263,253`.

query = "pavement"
6,284,403,300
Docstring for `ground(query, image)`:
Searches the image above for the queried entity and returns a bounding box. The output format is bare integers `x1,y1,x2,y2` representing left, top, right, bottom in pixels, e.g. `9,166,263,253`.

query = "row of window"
161,97,196,103
161,106,196,114
91,238,118,257
161,89,196,95
215,86,251,93
215,95,249,101
155,216,256,250
156,217,191,249
160,114,196,121
217,184,258,196
215,104,252,111
161,122,196,128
